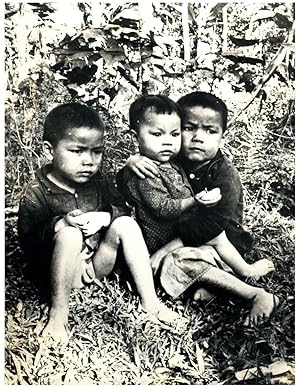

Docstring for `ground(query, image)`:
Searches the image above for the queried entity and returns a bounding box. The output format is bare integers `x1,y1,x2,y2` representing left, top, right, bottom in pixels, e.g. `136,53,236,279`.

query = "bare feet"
142,302,188,327
193,288,216,302
155,303,186,325
244,290,279,326
246,259,275,280
41,319,69,343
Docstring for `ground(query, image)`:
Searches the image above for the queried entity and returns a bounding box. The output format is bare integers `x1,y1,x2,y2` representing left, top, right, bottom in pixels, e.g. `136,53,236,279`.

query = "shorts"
158,246,233,299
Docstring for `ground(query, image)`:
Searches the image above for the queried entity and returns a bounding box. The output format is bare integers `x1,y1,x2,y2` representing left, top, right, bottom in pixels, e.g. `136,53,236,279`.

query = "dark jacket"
177,149,253,255
18,164,130,255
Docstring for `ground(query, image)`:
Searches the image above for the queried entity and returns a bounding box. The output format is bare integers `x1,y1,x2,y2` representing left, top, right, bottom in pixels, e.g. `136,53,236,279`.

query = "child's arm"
54,209,111,236
54,209,82,232
130,175,199,220
71,211,111,236
177,160,246,248
116,156,159,200
18,190,60,250
134,176,222,219
125,154,160,179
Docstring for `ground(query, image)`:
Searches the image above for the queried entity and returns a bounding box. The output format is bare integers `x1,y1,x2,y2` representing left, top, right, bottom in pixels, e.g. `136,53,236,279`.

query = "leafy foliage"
5,2,295,210
5,2,295,385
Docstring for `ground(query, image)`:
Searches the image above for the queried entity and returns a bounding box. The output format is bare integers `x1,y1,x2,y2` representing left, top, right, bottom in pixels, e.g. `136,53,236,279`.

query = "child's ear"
129,128,137,139
43,141,54,161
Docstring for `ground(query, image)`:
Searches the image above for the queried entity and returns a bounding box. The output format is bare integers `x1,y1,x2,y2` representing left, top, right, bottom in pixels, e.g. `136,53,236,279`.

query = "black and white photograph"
4,1,295,385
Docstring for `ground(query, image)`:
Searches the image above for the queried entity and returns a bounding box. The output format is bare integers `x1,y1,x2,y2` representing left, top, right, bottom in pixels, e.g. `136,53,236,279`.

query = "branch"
222,5,228,52
182,3,190,62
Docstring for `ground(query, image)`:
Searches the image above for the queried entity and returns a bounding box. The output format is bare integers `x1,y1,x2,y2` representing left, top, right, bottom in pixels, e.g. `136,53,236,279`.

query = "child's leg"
208,231,275,279
193,287,216,302
42,226,83,341
201,266,279,325
93,216,183,323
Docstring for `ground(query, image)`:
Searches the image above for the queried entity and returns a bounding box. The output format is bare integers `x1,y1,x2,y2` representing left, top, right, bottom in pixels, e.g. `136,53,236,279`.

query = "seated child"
119,94,278,326
18,102,182,342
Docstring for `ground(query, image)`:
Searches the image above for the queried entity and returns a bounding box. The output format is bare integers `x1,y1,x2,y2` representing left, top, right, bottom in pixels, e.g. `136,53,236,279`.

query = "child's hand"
65,209,83,227
194,188,222,207
54,209,83,232
126,155,160,179
74,211,111,236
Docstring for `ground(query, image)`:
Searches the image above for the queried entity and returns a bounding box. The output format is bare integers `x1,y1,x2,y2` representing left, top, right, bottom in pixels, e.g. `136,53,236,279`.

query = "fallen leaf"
168,353,185,369
195,344,205,374
235,360,293,382
154,366,173,377
268,360,292,376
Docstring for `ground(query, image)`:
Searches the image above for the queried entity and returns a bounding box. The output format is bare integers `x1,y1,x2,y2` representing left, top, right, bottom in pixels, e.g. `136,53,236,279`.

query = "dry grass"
5,73,295,385
5,217,220,385
5,201,295,384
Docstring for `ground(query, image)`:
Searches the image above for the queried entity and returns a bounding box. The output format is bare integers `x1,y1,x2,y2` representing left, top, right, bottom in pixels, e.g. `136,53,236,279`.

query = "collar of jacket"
36,164,102,194
178,149,223,176
159,160,181,171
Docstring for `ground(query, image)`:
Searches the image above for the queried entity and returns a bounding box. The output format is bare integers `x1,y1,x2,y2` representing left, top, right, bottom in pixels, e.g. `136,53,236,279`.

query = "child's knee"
109,216,140,238
53,226,83,248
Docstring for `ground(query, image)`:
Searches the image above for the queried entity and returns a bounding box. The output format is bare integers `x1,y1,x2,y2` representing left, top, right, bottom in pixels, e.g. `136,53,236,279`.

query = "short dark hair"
43,103,105,146
177,92,228,131
129,94,183,132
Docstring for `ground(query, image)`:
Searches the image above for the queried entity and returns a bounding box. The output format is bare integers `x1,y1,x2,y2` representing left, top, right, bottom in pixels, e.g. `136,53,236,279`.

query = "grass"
5,218,219,385
4,73,295,385
5,202,295,384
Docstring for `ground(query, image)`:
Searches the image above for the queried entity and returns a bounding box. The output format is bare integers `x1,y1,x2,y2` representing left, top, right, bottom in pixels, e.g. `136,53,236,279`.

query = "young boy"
120,93,278,326
120,95,222,255
17,102,182,342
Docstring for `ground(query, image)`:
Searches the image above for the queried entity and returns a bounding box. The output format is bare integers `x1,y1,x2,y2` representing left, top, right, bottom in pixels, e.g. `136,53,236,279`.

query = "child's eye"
172,132,181,137
151,132,161,137
94,149,103,155
206,128,217,134
183,126,193,132
71,149,82,154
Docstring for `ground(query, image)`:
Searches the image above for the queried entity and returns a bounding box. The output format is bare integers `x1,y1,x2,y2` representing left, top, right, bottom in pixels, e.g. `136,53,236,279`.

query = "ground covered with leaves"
5,207,295,385
5,2,295,385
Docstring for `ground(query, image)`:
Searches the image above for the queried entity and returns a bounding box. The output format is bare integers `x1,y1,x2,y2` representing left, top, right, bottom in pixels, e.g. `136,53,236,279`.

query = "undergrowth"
5,46,295,387
5,198,295,384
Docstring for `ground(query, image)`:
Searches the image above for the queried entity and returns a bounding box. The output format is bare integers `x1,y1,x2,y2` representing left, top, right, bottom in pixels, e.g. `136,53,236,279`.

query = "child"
120,93,278,326
120,94,222,255
17,102,182,342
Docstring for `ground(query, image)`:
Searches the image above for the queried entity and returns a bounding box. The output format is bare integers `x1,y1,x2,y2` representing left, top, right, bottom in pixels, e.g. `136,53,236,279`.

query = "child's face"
181,105,223,167
136,110,181,163
47,126,104,186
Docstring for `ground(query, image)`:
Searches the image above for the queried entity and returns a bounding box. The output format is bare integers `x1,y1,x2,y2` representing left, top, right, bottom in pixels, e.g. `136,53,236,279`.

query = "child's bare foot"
193,288,216,302
246,259,275,280
142,302,188,327
244,290,279,326
155,303,186,325
41,320,69,343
